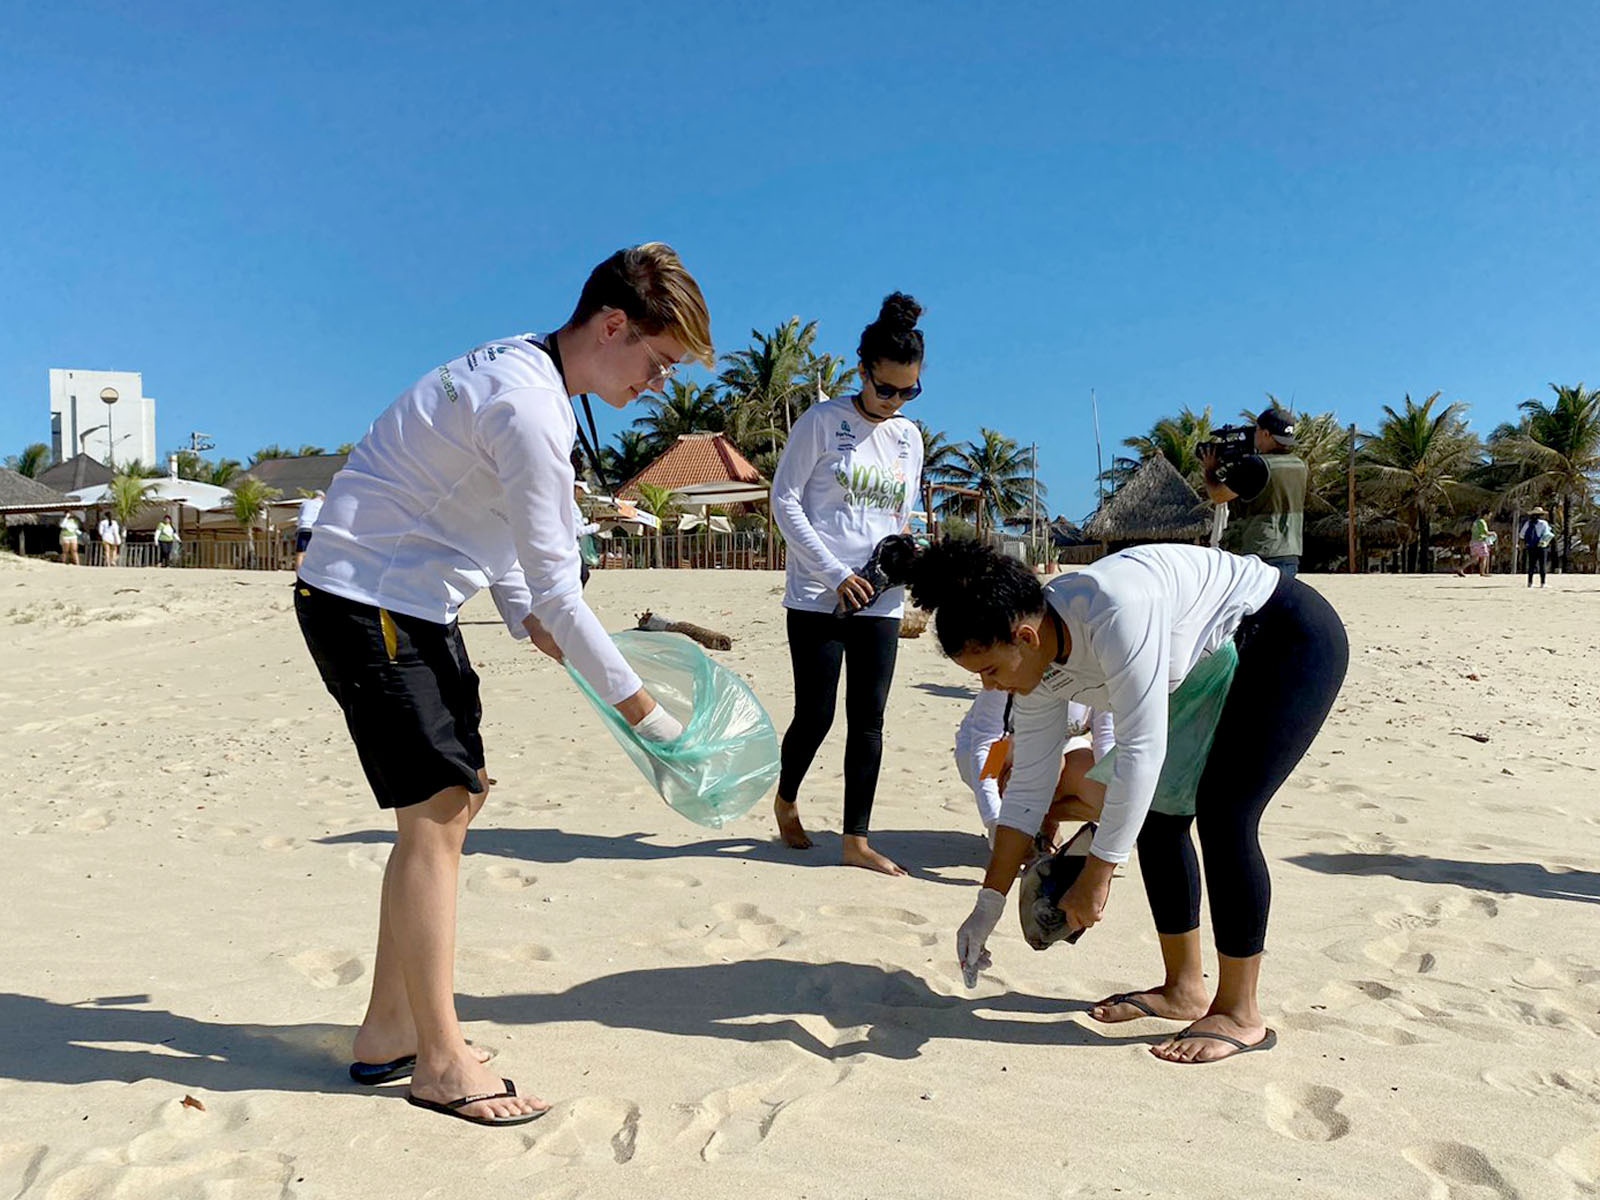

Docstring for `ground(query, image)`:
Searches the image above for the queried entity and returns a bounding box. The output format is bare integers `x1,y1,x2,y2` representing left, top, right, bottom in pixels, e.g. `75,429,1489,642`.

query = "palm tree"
5,443,51,478
231,478,282,560
634,482,678,567
336,442,356,455
1357,392,1485,572
717,318,815,453
632,380,723,454
251,444,292,463
296,444,327,458
915,421,962,485
1119,406,1215,489
117,458,167,479
602,430,658,487
107,473,158,532
944,428,1037,537
1489,383,1600,571
171,449,208,481
206,459,243,487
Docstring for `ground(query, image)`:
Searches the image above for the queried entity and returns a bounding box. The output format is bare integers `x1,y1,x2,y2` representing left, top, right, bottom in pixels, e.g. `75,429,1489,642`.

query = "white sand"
2,556,1598,1199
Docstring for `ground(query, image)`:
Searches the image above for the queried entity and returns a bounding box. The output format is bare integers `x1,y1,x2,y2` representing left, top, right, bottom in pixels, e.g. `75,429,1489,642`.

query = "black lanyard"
529,332,611,494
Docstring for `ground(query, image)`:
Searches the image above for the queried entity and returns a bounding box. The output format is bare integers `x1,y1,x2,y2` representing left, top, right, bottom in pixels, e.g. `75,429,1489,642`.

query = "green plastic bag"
579,533,601,568
1086,641,1239,817
566,630,781,828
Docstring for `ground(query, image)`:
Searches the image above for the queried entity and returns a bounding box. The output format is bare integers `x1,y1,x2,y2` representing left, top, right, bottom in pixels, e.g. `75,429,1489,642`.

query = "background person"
153,516,180,567
954,689,1114,851
294,490,325,572
770,293,926,876
1202,408,1307,580
295,243,711,1126
1521,507,1552,587
58,514,81,565
906,539,1348,1064
97,515,123,566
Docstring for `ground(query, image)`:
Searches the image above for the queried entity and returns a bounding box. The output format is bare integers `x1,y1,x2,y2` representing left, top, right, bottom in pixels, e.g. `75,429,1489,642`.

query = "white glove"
957,887,1006,987
630,703,684,744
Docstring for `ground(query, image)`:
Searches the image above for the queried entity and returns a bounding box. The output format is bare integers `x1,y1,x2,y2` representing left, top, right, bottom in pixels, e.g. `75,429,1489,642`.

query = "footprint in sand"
467,864,539,895
260,835,298,851
73,808,112,832
1374,892,1499,932
0,1142,47,1200
1555,1131,1600,1190
1481,1066,1600,1106
522,1096,642,1166
670,902,799,956
39,1098,296,1199
287,948,364,988
1402,1140,1534,1200
817,904,937,948
345,844,390,873
676,1063,852,1161
1263,1082,1350,1142
467,943,556,967
608,867,703,889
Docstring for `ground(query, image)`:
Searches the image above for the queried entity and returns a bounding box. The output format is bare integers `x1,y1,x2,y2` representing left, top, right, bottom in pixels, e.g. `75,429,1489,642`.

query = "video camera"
1197,423,1256,467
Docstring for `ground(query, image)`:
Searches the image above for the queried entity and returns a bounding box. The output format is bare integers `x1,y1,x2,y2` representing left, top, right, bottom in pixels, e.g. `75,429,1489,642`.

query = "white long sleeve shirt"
771,396,923,618
955,689,1115,831
298,335,642,705
998,545,1280,863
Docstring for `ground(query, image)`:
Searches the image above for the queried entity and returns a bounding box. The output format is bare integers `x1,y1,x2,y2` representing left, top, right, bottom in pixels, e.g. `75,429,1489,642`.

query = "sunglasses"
866,370,922,403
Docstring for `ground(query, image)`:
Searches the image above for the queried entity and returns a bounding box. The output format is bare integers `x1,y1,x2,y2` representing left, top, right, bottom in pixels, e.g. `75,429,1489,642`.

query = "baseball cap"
1256,408,1296,447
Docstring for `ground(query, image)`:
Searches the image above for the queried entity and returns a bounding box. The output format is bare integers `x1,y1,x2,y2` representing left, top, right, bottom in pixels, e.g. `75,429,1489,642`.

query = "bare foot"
353,1019,491,1068
1150,1010,1271,1063
410,1047,549,1122
1089,984,1209,1024
841,836,906,876
774,797,812,849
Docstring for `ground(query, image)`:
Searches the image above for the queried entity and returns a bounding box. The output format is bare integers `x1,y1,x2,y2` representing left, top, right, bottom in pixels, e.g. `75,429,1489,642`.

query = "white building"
48,368,158,469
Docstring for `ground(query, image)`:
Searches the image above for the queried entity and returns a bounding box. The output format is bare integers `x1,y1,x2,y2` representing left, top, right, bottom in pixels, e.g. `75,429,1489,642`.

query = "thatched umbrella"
1083,455,1210,546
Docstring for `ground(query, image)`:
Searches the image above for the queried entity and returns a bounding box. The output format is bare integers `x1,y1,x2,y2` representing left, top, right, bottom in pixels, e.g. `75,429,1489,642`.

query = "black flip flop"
349,1055,416,1085
406,1078,548,1127
1161,1027,1278,1062
1096,992,1163,1020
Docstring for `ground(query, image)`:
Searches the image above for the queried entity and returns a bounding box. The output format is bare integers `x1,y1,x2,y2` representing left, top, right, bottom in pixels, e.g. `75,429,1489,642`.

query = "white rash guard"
997,545,1280,863
299,334,642,705
955,688,1115,832
771,396,923,618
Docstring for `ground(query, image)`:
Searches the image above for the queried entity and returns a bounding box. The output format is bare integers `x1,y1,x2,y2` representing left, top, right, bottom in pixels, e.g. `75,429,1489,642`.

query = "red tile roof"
617,434,764,497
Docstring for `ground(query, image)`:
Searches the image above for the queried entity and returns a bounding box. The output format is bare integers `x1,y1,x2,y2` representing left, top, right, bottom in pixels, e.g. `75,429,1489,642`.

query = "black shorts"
295,529,314,553
294,581,486,809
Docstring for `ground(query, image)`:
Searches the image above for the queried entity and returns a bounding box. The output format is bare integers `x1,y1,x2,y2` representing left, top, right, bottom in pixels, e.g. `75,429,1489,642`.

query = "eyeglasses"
631,323,679,388
866,370,922,402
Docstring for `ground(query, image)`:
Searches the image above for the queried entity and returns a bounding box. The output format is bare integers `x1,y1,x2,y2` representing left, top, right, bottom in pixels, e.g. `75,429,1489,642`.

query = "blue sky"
3,1,1595,519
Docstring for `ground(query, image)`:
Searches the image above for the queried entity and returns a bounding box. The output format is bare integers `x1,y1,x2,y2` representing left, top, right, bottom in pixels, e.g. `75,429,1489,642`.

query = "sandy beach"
2,555,1598,1200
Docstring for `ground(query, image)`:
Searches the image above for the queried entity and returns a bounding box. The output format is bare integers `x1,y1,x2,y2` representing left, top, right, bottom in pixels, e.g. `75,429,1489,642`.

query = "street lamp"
100,387,120,468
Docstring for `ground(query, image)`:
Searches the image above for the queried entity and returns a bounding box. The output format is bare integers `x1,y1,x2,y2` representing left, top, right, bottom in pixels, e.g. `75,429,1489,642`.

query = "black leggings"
1135,577,1349,958
778,608,900,836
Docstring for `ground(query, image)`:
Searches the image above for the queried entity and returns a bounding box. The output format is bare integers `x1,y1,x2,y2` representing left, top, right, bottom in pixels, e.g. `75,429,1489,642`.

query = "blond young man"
296,244,712,1126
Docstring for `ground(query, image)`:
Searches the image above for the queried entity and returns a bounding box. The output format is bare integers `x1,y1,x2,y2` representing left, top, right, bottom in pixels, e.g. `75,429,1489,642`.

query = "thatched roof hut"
1083,456,1209,545
0,468,73,514
1049,516,1092,547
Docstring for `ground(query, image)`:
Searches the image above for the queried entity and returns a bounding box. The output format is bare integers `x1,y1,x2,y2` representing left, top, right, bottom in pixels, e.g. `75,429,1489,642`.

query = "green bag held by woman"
566,630,780,828
1086,641,1239,817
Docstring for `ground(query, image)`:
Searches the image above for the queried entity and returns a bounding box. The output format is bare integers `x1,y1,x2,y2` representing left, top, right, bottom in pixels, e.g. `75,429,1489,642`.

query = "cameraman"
1201,409,1307,580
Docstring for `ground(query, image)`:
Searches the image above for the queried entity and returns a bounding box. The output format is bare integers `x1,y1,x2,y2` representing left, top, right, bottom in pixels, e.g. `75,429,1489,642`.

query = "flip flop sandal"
1162,1027,1278,1062
405,1078,548,1126
349,1055,416,1085
1096,992,1164,1019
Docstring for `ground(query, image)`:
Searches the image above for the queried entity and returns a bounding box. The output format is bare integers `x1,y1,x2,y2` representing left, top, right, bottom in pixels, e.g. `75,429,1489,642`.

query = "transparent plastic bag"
1086,641,1239,817
566,630,781,828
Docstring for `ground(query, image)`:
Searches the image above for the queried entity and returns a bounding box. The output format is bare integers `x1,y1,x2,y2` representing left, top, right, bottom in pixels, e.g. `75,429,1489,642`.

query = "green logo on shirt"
834,463,907,513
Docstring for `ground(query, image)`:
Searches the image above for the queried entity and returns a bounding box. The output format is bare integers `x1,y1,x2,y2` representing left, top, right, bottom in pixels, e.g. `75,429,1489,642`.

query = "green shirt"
1471,518,1490,543
1232,453,1306,560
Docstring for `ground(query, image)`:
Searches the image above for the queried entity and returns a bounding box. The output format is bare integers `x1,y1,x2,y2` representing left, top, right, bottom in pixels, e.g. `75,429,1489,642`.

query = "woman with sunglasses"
769,292,927,875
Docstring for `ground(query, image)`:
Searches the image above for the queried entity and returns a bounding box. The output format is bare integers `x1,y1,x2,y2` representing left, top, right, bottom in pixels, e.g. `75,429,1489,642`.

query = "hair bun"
875,291,923,333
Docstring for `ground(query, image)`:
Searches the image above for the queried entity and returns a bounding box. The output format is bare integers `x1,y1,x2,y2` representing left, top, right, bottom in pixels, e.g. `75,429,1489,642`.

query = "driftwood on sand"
636,611,733,651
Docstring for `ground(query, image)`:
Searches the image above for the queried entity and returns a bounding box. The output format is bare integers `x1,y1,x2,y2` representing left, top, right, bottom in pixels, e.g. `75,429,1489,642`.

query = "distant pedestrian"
58,514,81,566
1466,513,1494,578
1521,507,1552,588
154,516,181,567
98,516,124,567
295,491,325,573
